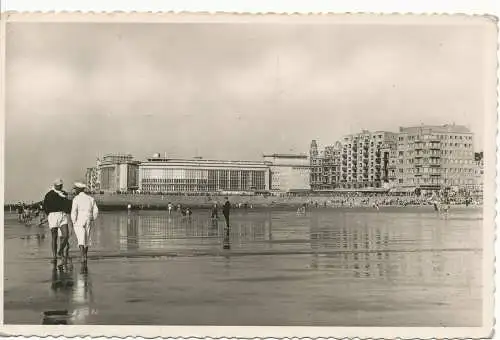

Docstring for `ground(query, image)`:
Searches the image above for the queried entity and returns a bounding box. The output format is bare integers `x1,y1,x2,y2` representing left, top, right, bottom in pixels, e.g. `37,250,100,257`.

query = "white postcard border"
0,11,497,339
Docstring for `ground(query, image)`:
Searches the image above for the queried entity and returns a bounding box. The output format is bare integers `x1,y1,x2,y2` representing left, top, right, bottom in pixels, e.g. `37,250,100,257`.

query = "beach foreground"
4,207,482,326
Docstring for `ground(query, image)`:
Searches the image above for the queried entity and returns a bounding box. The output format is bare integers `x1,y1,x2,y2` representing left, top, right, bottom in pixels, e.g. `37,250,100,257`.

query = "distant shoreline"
4,193,482,212
91,193,481,211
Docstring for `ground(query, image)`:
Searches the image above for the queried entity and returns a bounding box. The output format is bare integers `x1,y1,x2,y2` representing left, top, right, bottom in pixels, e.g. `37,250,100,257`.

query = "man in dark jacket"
43,179,72,262
222,197,231,229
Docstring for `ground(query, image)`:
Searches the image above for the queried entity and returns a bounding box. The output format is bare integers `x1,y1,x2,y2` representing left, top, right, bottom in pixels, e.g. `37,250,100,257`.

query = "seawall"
90,193,463,211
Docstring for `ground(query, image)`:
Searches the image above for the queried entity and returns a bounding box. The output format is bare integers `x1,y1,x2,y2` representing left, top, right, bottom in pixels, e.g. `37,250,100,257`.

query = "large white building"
138,155,270,194
99,154,140,193
263,154,310,194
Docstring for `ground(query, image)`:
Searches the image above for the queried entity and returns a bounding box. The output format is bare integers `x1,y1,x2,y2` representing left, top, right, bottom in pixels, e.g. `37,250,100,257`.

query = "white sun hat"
74,182,86,189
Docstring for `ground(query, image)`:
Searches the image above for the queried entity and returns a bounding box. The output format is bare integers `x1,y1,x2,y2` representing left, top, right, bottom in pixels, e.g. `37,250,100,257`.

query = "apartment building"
310,131,397,190
396,124,475,190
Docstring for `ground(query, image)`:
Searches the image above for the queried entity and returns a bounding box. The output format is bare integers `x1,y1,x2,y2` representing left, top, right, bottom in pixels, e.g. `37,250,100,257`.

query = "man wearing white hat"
43,179,72,262
71,182,99,262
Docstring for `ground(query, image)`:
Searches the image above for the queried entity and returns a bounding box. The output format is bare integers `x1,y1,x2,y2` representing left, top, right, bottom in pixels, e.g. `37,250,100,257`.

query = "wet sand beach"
4,207,482,326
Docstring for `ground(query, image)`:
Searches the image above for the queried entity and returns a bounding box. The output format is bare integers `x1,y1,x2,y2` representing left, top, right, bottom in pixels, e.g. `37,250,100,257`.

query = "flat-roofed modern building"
99,153,140,193
263,153,310,194
139,155,270,194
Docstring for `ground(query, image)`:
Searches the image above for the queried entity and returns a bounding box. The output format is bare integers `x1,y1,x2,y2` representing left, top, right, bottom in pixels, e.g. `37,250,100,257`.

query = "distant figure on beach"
186,207,192,219
43,179,72,263
127,204,132,211
17,203,23,222
167,202,173,215
223,197,231,230
211,203,219,219
71,182,99,263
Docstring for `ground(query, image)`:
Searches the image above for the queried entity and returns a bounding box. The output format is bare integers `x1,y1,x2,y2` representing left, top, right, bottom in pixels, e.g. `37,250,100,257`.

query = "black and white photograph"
1,13,497,339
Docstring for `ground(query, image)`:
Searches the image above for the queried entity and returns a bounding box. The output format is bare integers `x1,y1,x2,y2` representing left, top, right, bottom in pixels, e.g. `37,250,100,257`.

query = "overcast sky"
5,18,495,202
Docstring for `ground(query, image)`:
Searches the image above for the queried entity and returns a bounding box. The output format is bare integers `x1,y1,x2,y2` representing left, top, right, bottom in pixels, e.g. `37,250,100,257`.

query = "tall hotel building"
310,131,397,190
396,124,476,190
139,155,270,194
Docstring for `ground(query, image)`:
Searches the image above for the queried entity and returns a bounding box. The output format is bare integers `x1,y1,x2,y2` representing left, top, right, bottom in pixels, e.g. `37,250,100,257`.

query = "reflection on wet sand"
113,211,270,252
4,207,482,326
43,260,95,325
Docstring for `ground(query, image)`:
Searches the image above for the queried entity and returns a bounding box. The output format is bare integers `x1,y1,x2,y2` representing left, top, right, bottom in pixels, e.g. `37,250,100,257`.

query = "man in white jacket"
71,182,99,262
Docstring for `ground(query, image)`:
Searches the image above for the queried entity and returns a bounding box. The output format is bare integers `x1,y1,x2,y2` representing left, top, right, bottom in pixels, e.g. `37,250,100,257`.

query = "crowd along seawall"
89,193,459,211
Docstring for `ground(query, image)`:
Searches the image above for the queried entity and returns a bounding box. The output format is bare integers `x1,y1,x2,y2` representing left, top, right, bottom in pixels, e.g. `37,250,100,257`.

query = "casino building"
138,154,270,194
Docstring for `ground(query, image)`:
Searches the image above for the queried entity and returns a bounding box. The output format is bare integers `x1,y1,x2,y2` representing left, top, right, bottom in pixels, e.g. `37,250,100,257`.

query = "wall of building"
269,165,310,192
310,132,397,190
100,165,117,192
310,124,477,191
139,159,270,193
118,164,128,191
397,125,475,190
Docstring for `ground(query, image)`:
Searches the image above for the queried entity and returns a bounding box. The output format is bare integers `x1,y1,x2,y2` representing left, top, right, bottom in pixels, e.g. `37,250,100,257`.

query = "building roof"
143,157,270,167
263,153,308,159
399,124,472,134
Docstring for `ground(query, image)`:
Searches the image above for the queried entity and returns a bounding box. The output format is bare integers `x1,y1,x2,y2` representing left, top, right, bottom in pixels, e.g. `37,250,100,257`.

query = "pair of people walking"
43,179,99,263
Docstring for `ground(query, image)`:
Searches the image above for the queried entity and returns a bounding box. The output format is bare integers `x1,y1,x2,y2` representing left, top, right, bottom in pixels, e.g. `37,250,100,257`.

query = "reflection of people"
43,179,72,262
50,261,74,294
72,262,94,324
71,182,99,263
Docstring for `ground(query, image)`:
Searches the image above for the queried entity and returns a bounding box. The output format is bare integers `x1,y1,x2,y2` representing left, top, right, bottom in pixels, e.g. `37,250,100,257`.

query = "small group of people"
43,179,99,263
164,198,232,230
210,198,231,229
16,202,44,225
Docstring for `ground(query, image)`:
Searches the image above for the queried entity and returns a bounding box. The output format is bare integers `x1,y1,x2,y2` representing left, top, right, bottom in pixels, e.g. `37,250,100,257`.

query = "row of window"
399,134,472,141
400,178,476,185
140,168,267,192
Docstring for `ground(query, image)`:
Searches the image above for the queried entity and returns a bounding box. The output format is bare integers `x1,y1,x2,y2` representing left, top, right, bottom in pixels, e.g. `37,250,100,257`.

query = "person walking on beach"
223,197,231,230
43,179,72,262
211,203,219,219
71,182,99,263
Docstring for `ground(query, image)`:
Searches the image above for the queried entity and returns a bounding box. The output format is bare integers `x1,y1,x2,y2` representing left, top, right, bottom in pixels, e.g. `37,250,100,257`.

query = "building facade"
263,154,310,193
85,166,100,193
139,156,270,194
310,131,397,190
99,153,140,192
396,124,475,190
